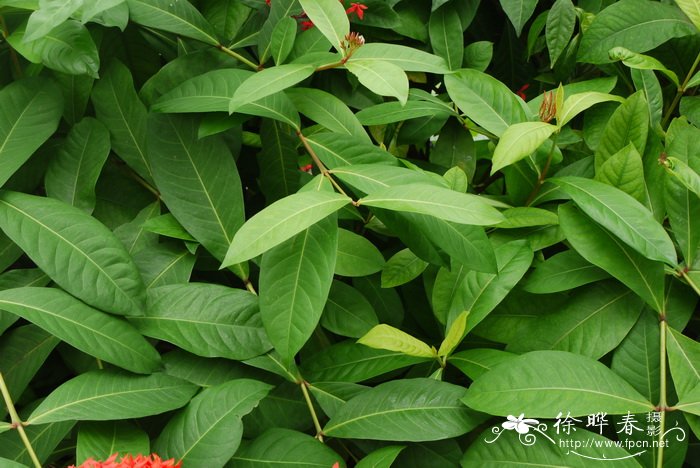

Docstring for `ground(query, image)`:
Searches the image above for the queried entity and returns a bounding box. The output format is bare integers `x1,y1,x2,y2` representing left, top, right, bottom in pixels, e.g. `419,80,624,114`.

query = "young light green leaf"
229,64,315,113
231,428,345,468
608,47,679,87
350,43,450,73
445,69,528,137
147,114,244,262
438,311,468,357
298,0,349,53
491,122,557,174
499,0,538,36
0,191,146,316
76,421,149,466
126,0,219,45
0,287,160,374
558,92,625,127
0,78,62,187
559,204,665,312
222,191,350,266
381,248,429,288
153,379,271,467
358,324,435,358
132,283,271,360
259,215,337,364
27,371,198,425
555,176,676,265
44,117,110,213
675,0,700,30
546,0,576,65
345,60,409,105
335,228,385,277
578,0,696,64
358,183,504,226
463,350,654,417
523,250,609,293
324,378,484,441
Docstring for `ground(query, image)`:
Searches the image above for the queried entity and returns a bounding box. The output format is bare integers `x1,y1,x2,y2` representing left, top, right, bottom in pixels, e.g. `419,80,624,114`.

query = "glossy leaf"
356,445,406,468
381,248,429,288
76,421,150,465
448,348,517,380
0,287,160,373
558,92,625,127
429,4,463,70
595,143,646,202
523,250,609,293
463,350,654,417
0,191,146,315
359,183,504,226
358,324,435,358
229,64,315,113
321,280,378,338
324,378,484,441
546,0,576,65
299,0,349,53
356,100,454,125
24,0,83,42
555,176,676,265
132,283,271,360
27,371,199,425
609,46,679,87
346,60,409,105
0,78,62,187
491,122,557,174
126,0,219,45
231,428,344,467
154,379,271,466
350,43,450,73
666,327,700,400
500,0,538,36
438,311,468,357
335,228,385,277
222,191,350,266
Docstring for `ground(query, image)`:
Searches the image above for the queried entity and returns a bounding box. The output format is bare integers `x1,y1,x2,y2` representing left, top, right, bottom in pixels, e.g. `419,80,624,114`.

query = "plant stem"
0,373,41,468
216,44,260,71
661,50,700,129
680,269,700,296
300,381,324,442
243,279,257,295
656,317,668,468
297,131,355,202
525,134,558,206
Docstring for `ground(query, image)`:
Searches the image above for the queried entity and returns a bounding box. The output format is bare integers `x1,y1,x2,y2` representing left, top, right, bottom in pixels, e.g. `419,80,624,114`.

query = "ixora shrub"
1,0,700,466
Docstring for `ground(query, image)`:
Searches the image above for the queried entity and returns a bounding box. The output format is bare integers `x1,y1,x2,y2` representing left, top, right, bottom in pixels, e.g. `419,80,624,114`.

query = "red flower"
301,20,314,30
69,453,182,468
346,2,368,20
516,83,530,100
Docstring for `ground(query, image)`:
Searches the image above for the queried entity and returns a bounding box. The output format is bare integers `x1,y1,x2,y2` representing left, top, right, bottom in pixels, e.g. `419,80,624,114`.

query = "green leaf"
499,0,537,36
0,420,74,466
0,325,59,412
445,69,528,137
675,0,700,30
229,64,315,113
131,283,271,360
126,0,219,45
76,421,149,465
305,133,397,168
463,350,654,417
675,385,700,415
147,114,245,262
555,176,676,265
286,88,370,143
429,4,463,70
345,60,409,105
142,213,196,242
523,250,609,293
578,0,696,63
356,100,453,126
358,183,504,226
491,122,557,174
270,16,296,65
595,143,647,202
0,287,160,373
27,371,198,425
609,46,679,87
632,69,664,131
356,445,406,468
0,78,62,187
298,0,349,53
222,191,350,266
463,41,493,71
259,215,337,363
257,119,301,204
559,203,665,312
0,191,146,315
231,428,345,467
350,43,450,73
303,340,428,382
324,378,484,441
321,280,378,338
330,164,445,195
495,207,559,228
354,275,404,326
666,327,700,400
558,92,625,127
24,0,83,42
448,348,517,380
133,244,195,290
381,248,429,288
509,282,644,359
44,117,110,213
438,311,468,357
308,382,369,419
448,240,533,332
546,0,576,65
154,379,271,466
335,228,385,277
8,20,100,77
114,201,160,255
665,156,700,198
91,60,153,183
358,324,435,358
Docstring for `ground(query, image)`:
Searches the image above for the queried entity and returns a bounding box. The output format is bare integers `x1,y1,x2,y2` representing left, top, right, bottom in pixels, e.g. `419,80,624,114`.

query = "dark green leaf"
76,421,150,465
126,0,220,45
231,428,344,467
523,250,609,293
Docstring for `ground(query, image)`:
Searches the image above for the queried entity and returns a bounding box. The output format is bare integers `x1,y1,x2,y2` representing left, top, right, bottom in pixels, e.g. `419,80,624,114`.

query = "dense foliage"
0,0,699,466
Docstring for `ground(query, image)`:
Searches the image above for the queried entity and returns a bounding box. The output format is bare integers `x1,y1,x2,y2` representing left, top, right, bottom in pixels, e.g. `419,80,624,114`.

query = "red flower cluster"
69,453,182,468
267,0,368,30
